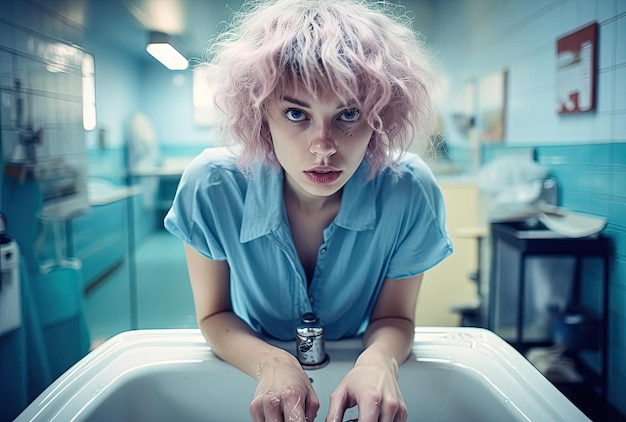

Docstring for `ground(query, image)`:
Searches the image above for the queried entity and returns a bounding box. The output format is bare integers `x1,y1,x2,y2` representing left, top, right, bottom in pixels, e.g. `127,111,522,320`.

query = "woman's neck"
282,174,342,214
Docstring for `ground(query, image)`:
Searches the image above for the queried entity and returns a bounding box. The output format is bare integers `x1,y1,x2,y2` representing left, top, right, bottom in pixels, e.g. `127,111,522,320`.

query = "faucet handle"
301,312,318,324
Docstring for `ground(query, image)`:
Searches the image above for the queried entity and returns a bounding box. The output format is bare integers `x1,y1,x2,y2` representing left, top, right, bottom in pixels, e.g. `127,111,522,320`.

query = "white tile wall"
0,3,86,165
599,19,616,69
434,0,625,146
1,0,88,222
599,0,616,21
615,66,626,110
615,110,626,138
598,69,616,112
617,15,626,65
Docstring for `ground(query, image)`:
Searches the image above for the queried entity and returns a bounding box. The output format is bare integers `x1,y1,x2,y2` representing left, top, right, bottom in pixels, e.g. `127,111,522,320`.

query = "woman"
164,1,452,420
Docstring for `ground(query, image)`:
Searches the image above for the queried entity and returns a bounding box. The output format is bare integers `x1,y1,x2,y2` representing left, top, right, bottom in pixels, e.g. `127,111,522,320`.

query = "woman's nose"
309,123,336,157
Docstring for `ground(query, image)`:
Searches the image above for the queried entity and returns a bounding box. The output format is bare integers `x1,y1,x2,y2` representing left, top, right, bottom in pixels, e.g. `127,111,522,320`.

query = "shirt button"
309,296,314,303
320,248,327,255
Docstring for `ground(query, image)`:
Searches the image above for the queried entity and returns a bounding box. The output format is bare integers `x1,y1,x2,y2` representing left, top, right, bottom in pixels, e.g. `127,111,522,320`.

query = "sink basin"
16,328,589,421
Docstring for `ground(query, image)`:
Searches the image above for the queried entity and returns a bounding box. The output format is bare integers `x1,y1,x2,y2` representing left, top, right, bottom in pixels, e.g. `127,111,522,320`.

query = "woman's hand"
185,247,319,421
324,274,423,421
325,355,407,422
250,350,320,421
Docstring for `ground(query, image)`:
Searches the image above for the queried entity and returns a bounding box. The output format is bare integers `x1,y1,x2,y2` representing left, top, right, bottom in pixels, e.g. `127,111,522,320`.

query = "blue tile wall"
433,0,626,415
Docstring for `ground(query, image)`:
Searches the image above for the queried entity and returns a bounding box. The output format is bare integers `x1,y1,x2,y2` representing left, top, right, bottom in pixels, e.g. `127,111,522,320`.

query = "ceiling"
47,0,427,65
48,0,248,62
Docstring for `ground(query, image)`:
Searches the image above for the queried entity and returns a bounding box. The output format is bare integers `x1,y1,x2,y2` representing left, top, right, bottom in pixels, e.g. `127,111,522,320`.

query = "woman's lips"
304,168,342,184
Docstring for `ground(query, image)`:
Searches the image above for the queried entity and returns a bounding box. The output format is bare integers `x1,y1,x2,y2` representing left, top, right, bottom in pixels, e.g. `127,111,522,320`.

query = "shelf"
488,222,611,400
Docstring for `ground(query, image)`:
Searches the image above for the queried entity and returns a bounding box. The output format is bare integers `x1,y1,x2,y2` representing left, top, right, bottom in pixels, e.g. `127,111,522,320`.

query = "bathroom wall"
0,1,89,420
431,0,625,414
82,31,141,182
139,65,214,148
0,0,88,214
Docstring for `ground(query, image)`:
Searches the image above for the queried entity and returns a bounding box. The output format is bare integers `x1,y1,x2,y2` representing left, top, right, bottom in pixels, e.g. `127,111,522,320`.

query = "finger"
393,405,408,422
354,399,381,422
326,396,346,422
263,392,283,422
249,405,263,422
304,387,320,422
283,397,305,421
363,397,406,422
325,391,348,422
250,391,267,422
378,398,402,422
389,390,407,422
282,386,308,422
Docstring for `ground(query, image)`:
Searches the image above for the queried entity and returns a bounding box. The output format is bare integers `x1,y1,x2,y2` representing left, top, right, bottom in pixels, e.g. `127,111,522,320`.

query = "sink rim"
16,327,590,422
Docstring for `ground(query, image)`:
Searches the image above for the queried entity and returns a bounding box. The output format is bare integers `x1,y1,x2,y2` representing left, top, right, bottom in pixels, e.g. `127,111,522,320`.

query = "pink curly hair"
203,0,437,174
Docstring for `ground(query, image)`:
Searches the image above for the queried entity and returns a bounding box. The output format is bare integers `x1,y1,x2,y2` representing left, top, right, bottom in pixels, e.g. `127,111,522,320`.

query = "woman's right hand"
184,247,318,420
250,350,320,421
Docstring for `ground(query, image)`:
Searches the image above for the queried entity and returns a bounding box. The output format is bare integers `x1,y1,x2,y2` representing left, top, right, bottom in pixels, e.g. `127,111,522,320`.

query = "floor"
84,230,197,343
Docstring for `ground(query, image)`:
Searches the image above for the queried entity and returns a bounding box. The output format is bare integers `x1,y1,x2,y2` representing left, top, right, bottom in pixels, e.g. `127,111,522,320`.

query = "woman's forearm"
199,311,299,379
357,317,415,371
200,312,416,380
200,312,321,421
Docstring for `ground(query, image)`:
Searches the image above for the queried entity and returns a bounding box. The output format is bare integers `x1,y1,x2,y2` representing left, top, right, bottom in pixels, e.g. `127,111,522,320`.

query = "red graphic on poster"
556,23,597,115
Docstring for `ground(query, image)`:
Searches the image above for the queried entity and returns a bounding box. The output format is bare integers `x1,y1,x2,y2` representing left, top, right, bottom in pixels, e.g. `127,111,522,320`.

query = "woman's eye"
339,109,360,122
284,109,308,122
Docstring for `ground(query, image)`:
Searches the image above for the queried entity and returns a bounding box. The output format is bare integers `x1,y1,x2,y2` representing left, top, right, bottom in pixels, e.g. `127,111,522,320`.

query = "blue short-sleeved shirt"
164,147,452,340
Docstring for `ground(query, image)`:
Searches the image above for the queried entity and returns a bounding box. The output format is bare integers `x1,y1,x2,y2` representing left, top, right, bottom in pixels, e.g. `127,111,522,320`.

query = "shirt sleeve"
163,151,231,261
385,155,453,280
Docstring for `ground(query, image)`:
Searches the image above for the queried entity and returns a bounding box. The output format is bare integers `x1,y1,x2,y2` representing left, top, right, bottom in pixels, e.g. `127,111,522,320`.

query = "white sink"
16,328,589,421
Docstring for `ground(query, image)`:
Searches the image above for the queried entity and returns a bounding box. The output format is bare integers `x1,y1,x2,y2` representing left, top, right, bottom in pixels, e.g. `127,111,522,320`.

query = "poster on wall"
556,22,598,115
478,70,507,143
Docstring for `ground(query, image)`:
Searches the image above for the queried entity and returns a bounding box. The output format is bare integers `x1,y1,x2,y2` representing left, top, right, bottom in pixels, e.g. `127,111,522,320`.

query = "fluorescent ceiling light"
146,31,188,70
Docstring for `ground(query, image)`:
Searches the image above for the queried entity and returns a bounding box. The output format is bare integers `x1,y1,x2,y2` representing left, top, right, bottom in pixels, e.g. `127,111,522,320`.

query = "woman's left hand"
325,275,422,421
325,357,407,422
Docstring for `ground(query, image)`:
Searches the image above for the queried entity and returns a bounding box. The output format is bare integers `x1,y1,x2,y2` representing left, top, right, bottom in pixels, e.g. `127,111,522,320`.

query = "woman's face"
266,86,374,201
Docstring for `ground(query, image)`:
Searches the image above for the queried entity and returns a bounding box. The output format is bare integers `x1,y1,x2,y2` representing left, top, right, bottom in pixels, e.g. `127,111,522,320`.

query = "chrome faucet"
296,312,329,369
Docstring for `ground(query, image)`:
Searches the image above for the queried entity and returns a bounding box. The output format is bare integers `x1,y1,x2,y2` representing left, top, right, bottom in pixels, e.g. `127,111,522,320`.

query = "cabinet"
487,222,610,398
68,189,143,290
69,199,128,289
415,179,484,326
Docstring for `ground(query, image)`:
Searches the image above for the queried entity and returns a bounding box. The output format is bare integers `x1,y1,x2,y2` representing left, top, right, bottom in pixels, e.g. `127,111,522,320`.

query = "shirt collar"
240,160,377,243
240,164,284,243
334,160,377,231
